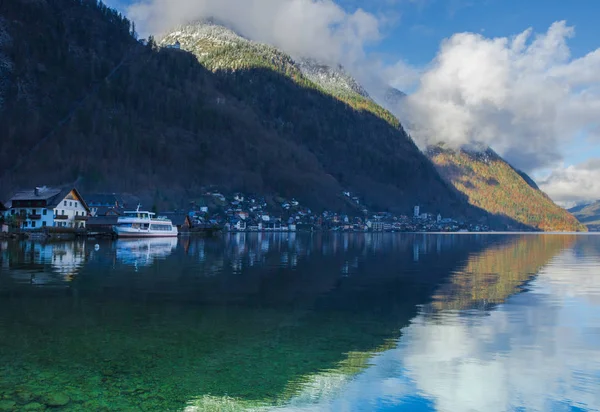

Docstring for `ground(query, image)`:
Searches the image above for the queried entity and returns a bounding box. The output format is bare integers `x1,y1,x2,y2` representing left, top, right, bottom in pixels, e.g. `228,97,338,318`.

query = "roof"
93,206,124,216
161,213,191,226
87,216,119,226
8,187,90,213
83,193,123,207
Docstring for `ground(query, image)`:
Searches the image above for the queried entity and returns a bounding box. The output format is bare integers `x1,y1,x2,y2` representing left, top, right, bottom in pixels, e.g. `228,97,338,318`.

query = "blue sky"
343,0,599,66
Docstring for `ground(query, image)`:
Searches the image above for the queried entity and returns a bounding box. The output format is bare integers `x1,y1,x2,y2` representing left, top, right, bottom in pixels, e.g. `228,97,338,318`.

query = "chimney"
34,187,41,196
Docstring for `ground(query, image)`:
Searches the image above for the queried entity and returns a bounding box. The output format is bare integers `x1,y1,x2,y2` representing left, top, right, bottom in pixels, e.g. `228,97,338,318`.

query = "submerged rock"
42,392,70,407
14,390,34,404
22,403,44,411
0,400,16,411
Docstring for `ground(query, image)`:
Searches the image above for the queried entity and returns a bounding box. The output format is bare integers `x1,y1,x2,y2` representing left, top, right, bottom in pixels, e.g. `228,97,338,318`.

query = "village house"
6,187,90,230
233,219,247,231
0,201,7,233
161,213,193,233
86,215,119,234
84,193,124,217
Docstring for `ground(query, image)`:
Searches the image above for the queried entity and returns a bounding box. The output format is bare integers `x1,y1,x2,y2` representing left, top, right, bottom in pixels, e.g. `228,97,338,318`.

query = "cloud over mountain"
538,158,600,206
399,21,600,173
127,0,381,67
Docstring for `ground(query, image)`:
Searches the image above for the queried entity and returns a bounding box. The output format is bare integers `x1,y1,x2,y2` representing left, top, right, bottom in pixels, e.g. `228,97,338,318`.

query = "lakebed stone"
42,392,70,407
23,403,44,411
14,390,35,404
0,400,16,411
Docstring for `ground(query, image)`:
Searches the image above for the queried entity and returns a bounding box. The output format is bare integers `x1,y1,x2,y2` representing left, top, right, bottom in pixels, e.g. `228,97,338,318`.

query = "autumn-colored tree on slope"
428,146,586,232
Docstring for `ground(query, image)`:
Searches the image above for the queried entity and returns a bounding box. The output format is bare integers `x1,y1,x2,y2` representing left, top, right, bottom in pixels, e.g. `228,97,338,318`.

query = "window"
70,201,72,207
62,210,65,215
75,202,78,208
32,221,36,228
32,209,36,215
23,222,27,228
43,222,46,227
64,201,67,206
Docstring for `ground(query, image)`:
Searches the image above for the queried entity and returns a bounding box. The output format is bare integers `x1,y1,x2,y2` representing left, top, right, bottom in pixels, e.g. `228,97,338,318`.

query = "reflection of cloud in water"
115,237,178,268
275,245,600,412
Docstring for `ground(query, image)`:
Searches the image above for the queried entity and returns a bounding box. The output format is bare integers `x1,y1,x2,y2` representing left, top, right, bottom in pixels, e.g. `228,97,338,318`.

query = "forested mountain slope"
427,146,585,232
0,2,466,215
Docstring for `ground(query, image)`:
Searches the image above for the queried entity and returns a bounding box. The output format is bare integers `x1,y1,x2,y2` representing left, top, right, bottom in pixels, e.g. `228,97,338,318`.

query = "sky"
105,0,600,206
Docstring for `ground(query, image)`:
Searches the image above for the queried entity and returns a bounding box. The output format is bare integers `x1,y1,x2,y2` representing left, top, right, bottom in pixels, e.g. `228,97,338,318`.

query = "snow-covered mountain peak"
161,21,372,101
296,58,370,98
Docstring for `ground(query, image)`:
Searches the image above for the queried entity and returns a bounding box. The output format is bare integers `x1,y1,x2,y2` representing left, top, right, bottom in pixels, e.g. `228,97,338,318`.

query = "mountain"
383,87,406,107
159,22,387,120
0,3,466,215
427,145,586,232
0,2,582,230
295,58,370,99
569,201,600,231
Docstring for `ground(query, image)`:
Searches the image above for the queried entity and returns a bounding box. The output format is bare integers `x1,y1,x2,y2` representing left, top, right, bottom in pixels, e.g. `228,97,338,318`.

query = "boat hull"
113,226,178,238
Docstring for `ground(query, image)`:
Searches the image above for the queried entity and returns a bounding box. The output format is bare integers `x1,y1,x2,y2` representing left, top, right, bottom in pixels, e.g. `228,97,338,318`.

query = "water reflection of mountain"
428,234,578,312
304,237,600,412
0,234,574,411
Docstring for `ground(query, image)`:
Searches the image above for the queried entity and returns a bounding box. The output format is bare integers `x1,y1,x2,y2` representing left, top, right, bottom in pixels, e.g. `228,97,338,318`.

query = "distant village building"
372,221,384,232
414,205,420,218
6,187,90,229
437,214,442,223
1,202,8,233
84,193,124,217
161,213,193,232
87,216,119,234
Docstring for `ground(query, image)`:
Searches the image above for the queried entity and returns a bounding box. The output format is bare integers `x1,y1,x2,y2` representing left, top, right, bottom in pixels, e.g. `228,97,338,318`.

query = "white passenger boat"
113,206,178,238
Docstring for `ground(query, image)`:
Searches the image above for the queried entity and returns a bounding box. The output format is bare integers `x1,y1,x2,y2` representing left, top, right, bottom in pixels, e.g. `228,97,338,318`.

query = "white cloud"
127,0,381,66
398,21,600,173
538,158,600,205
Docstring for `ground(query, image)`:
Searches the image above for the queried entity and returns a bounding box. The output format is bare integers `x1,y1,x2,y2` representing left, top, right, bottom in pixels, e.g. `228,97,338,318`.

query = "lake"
0,233,599,411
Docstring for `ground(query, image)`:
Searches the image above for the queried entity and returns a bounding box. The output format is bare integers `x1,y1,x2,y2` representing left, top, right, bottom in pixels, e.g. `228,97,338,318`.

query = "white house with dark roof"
7,186,90,230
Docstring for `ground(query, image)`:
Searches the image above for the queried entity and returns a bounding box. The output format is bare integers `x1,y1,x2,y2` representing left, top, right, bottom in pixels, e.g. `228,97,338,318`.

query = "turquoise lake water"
0,233,599,411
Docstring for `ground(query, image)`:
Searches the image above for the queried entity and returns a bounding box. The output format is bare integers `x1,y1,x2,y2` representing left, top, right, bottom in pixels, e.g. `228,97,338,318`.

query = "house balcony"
54,215,68,220
75,215,89,221
28,214,42,220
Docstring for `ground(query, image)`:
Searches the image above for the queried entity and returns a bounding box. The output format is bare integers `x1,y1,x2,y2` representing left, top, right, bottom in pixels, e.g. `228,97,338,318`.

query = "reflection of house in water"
50,242,86,278
1,241,86,286
116,238,178,267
